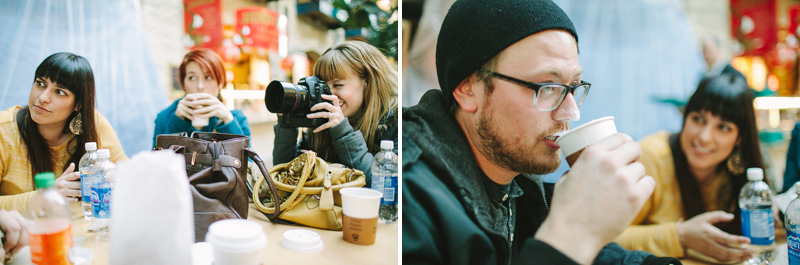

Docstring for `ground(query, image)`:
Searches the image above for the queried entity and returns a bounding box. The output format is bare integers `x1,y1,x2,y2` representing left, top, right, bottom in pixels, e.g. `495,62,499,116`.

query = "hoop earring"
69,112,83,135
727,147,744,175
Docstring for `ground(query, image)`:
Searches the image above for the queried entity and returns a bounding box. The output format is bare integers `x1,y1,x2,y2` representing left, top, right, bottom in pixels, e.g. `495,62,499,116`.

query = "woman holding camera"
0,52,127,212
273,41,398,182
152,49,251,147
613,74,766,262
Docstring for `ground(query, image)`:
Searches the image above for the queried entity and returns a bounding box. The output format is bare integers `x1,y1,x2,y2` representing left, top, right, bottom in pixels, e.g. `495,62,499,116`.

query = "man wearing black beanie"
402,0,680,264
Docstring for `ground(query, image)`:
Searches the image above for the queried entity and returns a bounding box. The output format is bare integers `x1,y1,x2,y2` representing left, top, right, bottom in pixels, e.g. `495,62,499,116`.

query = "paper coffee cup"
555,116,617,167
205,219,267,265
340,188,382,245
188,93,211,128
192,117,210,128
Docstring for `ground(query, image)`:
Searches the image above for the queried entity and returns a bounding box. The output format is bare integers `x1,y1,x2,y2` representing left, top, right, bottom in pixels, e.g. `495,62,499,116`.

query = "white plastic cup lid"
339,188,382,218
206,219,267,252
69,247,94,265
280,229,324,253
555,116,617,157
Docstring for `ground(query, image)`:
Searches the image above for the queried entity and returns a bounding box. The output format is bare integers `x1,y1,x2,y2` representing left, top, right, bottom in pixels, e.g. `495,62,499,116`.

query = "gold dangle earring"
69,112,83,135
727,147,745,175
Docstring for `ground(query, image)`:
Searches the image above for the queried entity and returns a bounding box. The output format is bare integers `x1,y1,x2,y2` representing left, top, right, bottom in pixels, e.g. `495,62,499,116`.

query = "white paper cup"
340,188,382,218
188,93,211,128
192,117,209,128
340,188,382,245
205,219,267,265
555,116,617,166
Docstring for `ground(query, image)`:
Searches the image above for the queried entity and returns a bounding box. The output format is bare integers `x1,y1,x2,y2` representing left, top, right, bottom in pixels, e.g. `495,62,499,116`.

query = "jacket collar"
403,90,546,233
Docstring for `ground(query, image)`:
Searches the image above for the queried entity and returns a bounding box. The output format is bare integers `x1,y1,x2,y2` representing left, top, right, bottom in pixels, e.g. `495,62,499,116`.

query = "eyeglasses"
479,68,591,111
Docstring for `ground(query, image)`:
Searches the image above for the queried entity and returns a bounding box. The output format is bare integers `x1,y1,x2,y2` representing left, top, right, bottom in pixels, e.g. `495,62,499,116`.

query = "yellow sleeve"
613,131,685,257
0,106,38,212
0,193,36,212
95,110,129,163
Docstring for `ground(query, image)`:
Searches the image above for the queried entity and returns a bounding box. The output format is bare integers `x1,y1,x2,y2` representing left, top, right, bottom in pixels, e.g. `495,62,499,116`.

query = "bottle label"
741,208,775,245
80,172,91,202
91,185,112,218
789,229,800,265
29,224,72,265
382,173,398,205
371,174,385,199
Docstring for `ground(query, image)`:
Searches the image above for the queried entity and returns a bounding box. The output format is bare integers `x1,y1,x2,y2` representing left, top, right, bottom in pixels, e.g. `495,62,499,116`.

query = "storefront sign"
236,7,279,51
790,4,800,37
183,0,224,50
730,0,777,56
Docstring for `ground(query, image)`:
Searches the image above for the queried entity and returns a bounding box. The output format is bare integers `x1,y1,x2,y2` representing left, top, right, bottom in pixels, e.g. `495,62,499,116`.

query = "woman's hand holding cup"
190,93,233,126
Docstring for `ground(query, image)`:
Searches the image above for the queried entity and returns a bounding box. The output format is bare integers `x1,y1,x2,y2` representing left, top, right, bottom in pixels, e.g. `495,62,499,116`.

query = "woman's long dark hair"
670,74,765,235
16,52,97,177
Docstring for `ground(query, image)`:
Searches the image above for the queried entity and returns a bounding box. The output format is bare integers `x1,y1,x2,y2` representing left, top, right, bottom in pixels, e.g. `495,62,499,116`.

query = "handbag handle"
245,148,282,221
253,152,319,216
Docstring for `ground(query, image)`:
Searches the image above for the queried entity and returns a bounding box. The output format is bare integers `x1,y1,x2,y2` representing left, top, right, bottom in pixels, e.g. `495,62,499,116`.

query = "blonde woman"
273,41,398,184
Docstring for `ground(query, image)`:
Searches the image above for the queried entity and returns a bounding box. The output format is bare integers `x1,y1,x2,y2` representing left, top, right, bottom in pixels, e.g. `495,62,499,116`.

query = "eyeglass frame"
479,68,591,111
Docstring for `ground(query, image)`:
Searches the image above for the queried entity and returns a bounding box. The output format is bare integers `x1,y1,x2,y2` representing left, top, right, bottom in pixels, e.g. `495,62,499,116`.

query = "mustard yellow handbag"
253,151,366,230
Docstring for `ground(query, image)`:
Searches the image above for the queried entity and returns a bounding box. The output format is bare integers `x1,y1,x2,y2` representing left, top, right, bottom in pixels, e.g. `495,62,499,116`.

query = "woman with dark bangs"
273,41,398,183
614,74,766,262
152,49,250,147
0,52,127,212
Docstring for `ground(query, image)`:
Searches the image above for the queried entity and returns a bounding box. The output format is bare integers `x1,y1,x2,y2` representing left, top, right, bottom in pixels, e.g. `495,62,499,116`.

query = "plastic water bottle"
785,182,800,264
78,142,97,220
739,167,775,265
370,140,397,224
25,172,73,265
92,149,115,241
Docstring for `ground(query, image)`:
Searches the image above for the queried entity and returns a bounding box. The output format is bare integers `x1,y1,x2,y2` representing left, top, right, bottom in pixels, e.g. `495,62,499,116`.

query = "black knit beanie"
435,0,578,108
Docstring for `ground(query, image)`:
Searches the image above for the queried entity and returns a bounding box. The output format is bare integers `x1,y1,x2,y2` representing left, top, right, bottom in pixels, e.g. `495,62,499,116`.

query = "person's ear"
453,76,480,113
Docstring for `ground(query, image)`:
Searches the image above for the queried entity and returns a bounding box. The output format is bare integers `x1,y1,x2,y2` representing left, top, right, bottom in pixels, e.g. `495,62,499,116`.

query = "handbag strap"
269,161,366,194
254,152,319,215
245,148,282,221
252,152,367,219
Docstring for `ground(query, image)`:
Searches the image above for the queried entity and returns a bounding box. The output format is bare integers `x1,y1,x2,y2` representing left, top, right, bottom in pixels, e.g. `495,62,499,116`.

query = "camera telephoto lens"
265,81,309,113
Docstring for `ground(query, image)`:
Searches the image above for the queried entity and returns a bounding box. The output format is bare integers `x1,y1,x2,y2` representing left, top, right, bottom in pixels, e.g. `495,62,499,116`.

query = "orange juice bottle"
26,172,73,265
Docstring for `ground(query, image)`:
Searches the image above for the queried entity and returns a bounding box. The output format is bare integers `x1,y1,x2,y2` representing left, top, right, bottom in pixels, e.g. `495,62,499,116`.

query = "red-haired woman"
153,49,250,146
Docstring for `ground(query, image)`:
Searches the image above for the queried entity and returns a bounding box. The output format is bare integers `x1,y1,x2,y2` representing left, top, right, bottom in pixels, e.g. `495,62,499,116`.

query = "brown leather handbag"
253,150,366,230
155,132,280,242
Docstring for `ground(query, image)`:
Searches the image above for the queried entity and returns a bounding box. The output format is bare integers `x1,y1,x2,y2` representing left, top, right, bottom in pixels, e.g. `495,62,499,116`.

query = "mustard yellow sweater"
613,131,731,258
0,106,128,212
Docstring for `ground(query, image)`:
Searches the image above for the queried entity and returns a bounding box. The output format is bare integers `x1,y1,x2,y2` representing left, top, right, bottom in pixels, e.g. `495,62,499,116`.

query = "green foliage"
332,0,398,60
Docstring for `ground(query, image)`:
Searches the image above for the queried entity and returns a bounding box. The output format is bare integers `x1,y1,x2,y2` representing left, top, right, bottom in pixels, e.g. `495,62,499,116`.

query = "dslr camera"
265,76,333,128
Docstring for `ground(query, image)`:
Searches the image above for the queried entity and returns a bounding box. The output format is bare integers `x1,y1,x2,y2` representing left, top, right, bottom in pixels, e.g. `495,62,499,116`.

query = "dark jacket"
152,98,251,147
402,90,680,265
272,108,398,184
784,123,800,192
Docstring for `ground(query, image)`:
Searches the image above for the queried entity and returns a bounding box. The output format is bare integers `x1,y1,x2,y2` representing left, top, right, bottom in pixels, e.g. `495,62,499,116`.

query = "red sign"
183,0,224,50
236,7,279,51
730,0,777,56
790,4,800,37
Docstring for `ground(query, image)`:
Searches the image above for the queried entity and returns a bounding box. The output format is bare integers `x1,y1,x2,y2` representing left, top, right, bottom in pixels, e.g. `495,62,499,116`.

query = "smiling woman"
614,74,766,263
272,41,398,185
0,52,128,213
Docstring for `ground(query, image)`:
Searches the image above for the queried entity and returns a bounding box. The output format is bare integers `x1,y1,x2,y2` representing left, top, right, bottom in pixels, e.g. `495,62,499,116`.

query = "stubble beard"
476,103,566,175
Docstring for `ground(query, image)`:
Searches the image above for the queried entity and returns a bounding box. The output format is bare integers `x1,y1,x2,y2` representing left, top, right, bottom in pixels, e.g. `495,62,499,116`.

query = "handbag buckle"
191,151,197,166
